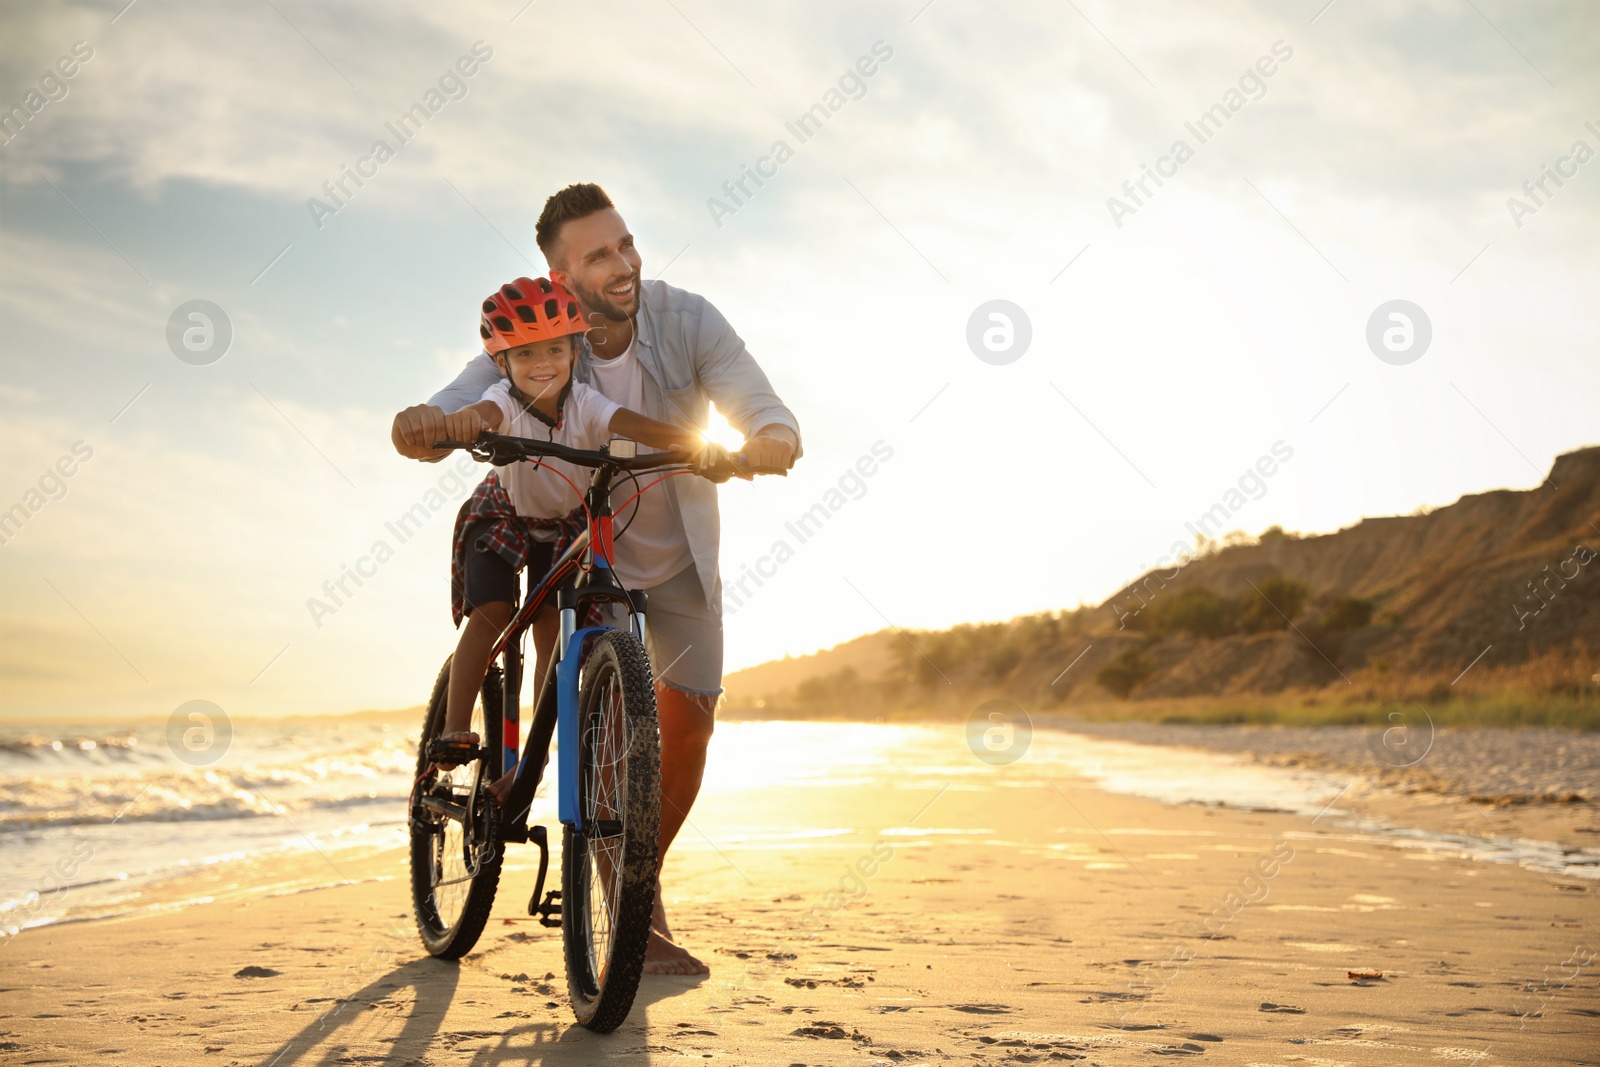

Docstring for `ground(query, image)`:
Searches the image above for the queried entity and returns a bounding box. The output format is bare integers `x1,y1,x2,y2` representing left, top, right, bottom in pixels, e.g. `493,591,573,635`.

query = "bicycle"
407,429,775,1032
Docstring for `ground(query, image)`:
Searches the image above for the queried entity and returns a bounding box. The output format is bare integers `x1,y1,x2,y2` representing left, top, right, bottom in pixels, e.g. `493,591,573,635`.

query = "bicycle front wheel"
562,629,662,1032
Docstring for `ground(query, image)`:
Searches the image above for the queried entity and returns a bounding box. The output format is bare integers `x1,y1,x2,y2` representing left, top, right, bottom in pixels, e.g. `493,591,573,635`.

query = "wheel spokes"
429,699,490,929
583,669,630,973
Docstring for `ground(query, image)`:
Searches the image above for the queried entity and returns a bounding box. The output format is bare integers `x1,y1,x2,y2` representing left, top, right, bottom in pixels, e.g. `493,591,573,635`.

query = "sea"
3,717,1596,938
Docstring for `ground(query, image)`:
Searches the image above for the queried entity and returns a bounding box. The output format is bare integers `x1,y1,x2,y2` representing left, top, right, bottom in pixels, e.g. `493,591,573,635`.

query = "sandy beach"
3,720,1596,1066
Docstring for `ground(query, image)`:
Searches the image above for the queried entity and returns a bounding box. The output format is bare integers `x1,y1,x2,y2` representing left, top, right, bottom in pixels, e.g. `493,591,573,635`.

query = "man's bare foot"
651,878,673,941
642,929,709,975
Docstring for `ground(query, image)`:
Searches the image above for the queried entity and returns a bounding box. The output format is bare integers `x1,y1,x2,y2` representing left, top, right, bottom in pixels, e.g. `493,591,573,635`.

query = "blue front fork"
555,624,613,833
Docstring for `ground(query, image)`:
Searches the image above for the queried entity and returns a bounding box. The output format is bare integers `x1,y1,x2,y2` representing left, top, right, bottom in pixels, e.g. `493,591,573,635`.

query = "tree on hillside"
1240,574,1310,632
1320,595,1375,632
1096,649,1154,698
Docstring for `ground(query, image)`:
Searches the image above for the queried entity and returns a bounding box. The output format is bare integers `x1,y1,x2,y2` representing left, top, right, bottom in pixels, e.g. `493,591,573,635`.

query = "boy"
435,276,711,771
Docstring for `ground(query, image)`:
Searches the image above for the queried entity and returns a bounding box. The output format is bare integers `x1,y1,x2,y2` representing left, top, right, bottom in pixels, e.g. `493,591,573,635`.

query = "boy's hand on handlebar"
442,408,489,445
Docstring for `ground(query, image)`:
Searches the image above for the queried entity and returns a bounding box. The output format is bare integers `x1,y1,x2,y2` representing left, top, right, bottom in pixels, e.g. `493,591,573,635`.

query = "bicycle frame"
487,457,670,843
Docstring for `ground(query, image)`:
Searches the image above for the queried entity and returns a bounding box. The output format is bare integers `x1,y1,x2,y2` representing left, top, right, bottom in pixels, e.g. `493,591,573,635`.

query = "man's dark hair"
535,183,615,264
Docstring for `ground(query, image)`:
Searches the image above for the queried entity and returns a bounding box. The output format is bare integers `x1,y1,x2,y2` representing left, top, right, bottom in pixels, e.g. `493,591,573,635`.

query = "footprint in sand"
1259,1002,1307,1013
791,1022,851,1039
674,1023,719,1036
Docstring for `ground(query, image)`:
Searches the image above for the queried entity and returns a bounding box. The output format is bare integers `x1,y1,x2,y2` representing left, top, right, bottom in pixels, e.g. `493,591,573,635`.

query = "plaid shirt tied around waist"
450,470,586,626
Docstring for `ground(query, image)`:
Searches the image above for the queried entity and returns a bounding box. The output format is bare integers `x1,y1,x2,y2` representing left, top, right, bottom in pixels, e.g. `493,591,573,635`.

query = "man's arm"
391,352,504,461
688,301,801,469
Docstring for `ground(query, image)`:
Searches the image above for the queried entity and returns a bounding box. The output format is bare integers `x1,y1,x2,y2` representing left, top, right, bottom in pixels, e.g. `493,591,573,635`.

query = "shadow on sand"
259,956,707,1066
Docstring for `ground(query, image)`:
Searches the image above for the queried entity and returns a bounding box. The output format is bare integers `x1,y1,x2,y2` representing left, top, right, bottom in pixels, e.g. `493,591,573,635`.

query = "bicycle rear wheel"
562,629,662,1032
409,654,505,960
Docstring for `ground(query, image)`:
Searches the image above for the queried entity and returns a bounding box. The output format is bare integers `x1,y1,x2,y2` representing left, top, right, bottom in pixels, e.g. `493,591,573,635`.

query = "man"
392,183,800,975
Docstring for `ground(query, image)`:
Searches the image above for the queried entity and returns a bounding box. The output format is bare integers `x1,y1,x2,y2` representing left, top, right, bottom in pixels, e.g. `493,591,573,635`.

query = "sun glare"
702,403,746,451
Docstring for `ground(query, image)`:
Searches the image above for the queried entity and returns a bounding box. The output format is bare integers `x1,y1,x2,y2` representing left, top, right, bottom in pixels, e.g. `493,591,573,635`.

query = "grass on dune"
1056,690,1600,731
728,686,1600,732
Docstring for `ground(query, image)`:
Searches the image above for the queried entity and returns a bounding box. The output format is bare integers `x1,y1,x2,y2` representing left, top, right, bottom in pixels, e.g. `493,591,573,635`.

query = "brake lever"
432,437,519,465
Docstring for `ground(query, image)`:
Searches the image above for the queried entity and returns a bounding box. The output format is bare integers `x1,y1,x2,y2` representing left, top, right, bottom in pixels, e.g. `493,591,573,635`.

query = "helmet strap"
504,371,571,432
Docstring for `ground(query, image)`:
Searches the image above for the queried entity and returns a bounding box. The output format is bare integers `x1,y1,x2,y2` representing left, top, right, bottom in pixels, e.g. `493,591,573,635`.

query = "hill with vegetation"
724,446,1600,728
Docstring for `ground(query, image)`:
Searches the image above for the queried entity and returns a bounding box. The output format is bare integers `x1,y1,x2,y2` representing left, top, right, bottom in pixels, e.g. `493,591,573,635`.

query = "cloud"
2,0,1598,702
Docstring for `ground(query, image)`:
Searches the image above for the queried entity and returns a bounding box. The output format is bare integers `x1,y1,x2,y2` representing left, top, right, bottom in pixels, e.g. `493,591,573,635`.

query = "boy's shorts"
460,538,557,615
450,472,584,626
453,473,723,704
462,538,724,702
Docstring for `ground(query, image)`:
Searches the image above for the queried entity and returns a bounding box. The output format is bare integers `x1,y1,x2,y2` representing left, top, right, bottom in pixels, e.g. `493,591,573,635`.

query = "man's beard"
570,270,640,323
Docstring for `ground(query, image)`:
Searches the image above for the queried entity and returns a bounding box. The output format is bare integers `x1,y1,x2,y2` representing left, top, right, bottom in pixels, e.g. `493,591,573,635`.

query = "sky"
1,0,1596,722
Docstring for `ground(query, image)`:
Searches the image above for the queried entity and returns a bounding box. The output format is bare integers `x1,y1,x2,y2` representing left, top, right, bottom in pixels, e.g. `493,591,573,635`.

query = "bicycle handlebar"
431,431,787,481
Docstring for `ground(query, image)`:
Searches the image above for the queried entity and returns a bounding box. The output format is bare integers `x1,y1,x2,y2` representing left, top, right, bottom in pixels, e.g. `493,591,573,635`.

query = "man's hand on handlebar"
674,441,788,482
690,442,741,483
742,432,796,472
391,404,453,461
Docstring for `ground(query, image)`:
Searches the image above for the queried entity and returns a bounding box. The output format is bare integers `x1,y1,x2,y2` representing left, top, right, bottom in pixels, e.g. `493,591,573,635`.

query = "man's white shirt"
584,338,695,589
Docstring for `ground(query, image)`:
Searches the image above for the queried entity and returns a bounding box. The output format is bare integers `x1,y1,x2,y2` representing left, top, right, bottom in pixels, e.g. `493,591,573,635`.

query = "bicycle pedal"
527,825,551,917
536,890,562,928
426,737,487,764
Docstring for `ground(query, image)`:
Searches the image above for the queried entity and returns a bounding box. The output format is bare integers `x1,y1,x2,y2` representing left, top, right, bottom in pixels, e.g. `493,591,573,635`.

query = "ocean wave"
0,784,409,829
0,733,150,762
2,721,415,770
0,757,416,830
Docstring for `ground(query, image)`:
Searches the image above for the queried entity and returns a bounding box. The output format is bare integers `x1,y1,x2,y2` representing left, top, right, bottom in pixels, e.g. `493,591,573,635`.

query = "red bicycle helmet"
479,276,586,354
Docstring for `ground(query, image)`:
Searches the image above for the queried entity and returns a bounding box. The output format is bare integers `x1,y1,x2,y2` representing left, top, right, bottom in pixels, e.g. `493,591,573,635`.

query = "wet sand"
3,723,1596,1065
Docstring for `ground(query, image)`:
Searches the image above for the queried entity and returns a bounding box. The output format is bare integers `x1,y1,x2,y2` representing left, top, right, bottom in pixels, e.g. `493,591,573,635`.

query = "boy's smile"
499,335,574,416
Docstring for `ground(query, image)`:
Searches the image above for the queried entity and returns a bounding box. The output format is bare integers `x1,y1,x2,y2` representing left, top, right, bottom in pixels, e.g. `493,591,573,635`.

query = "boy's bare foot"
432,730,479,771
643,929,709,975
486,770,515,808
